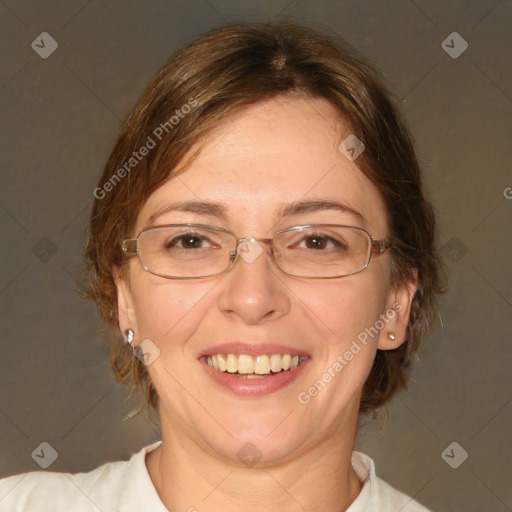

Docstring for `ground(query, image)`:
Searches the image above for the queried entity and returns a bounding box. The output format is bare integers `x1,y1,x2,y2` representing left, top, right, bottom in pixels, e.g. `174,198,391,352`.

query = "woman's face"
117,96,415,464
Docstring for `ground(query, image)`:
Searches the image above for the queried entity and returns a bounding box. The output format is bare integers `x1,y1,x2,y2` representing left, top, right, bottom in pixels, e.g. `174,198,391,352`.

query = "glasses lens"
138,225,235,278
273,225,371,278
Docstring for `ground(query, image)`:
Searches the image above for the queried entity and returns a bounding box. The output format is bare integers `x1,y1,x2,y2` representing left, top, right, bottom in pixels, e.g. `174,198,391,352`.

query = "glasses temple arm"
371,238,394,254
122,239,138,255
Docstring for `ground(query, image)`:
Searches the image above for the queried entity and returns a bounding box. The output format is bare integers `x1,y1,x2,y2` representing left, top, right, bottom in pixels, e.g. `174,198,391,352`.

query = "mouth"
197,342,311,396
201,353,309,378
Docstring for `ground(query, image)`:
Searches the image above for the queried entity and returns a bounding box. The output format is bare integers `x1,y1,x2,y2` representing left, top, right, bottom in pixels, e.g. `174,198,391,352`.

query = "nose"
217,239,290,325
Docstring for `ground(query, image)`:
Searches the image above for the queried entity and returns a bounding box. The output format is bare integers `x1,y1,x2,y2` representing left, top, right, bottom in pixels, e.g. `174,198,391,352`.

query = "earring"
388,333,395,340
124,329,134,345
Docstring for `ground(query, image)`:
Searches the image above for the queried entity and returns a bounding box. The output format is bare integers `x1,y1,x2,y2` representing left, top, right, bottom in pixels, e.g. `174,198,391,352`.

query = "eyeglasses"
121,223,393,280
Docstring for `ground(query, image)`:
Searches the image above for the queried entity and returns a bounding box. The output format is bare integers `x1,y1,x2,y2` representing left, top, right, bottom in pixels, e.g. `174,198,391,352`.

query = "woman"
0,22,444,511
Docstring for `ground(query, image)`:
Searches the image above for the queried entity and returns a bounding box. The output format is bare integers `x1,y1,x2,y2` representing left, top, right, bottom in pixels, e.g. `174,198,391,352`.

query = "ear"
113,266,139,340
377,270,418,350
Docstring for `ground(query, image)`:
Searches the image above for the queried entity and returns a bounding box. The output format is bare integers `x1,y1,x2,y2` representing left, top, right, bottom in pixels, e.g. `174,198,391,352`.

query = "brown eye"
299,234,346,251
165,234,210,250
305,235,328,249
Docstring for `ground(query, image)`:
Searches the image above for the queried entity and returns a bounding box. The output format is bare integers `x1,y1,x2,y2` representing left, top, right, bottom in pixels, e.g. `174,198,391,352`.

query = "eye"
165,233,215,250
298,234,346,251
302,235,330,250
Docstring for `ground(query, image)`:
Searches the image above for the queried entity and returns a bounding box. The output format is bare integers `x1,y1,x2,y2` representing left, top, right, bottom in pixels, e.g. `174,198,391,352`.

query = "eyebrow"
147,199,367,226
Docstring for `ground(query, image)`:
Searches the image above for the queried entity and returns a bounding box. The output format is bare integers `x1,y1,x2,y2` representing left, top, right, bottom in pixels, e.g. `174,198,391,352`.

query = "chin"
209,428,309,468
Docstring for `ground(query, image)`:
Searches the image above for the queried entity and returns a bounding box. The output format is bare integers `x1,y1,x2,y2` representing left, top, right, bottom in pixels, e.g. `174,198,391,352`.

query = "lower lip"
200,358,310,397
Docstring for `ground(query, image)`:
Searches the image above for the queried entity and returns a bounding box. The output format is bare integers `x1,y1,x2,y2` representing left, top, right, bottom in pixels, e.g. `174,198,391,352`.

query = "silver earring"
124,329,134,345
388,333,395,340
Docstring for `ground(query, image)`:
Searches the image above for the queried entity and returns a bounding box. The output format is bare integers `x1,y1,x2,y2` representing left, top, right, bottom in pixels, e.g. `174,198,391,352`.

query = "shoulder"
0,458,129,512
371,475,432,512
0,441,163,512
350,451,433,512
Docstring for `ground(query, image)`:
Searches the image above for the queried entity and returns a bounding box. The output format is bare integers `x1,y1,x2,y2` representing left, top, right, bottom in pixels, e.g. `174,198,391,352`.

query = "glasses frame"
121,223,393,280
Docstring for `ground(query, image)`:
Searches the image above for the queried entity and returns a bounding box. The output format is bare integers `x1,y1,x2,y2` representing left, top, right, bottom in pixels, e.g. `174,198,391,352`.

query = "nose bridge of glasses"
231,236,274,263
236,236,273,246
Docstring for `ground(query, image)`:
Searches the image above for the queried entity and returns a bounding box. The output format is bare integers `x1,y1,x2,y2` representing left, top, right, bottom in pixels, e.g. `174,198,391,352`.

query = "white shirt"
0,441,431,511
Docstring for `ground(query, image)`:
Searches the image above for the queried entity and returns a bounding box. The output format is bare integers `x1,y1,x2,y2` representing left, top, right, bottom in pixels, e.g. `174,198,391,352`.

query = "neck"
146,405,363,512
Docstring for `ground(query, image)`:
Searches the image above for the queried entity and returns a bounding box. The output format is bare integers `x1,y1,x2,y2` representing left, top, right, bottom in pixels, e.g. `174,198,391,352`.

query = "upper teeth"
206,354,307,374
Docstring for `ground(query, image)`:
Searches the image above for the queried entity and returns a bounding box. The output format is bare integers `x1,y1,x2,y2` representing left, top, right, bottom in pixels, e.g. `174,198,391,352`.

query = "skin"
116,96,417,512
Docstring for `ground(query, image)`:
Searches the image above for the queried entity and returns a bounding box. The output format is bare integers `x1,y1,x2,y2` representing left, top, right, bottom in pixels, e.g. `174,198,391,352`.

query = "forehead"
136,96,388,236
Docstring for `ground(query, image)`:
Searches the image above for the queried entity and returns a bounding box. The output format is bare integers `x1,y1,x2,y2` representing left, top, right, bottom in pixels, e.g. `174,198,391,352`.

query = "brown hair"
83,21,445,415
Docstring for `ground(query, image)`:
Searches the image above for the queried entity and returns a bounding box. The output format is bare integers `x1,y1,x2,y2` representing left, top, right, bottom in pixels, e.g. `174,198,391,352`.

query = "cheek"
300,271,391,348
295,274,391,418
130,272,215,345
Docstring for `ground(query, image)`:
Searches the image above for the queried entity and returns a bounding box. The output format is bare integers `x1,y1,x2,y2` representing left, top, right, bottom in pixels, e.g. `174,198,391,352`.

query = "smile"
204,353,309,378
200,352,311,396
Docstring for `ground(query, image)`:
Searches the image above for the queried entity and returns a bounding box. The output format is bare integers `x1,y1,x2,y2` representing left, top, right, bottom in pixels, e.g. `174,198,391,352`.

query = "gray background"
1,1,511,511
